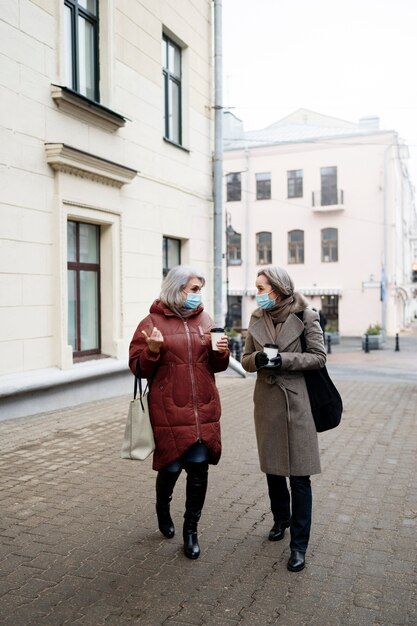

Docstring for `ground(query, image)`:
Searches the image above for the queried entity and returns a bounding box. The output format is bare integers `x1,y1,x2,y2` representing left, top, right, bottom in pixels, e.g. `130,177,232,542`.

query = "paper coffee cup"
264,343,278,361
210,328,225,351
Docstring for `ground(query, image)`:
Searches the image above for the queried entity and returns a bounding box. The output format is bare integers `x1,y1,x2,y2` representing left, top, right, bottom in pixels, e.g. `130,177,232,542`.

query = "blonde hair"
160,265,205,309
257,266,294,297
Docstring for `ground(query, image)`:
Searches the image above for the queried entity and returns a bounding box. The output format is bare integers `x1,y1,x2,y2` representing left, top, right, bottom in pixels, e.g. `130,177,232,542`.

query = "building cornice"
45,143,138,188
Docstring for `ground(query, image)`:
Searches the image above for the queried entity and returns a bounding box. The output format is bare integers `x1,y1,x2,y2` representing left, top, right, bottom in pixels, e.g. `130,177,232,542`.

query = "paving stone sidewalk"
0,349,416,625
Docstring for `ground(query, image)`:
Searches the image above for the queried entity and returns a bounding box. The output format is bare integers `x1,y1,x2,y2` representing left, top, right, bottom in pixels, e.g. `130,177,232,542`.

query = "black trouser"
266,474,312,553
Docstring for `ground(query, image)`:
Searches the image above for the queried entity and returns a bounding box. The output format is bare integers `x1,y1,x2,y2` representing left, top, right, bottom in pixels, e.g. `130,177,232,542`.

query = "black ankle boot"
156,501,175,538
183,517,200,559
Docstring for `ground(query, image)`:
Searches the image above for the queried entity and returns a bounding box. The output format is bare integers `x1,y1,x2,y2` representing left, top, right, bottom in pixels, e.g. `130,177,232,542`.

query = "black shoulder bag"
296,311,343,432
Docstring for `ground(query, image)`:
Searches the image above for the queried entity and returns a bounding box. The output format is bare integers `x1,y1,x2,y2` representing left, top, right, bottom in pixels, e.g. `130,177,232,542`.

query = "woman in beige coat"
242,266,326,572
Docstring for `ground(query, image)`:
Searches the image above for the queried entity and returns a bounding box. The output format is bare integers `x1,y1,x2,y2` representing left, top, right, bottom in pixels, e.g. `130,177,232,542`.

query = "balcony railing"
312,189,344,209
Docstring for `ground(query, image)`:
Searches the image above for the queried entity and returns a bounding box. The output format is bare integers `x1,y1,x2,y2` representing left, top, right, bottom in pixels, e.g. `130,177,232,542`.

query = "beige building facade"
0,0,215,416
223,109,417,337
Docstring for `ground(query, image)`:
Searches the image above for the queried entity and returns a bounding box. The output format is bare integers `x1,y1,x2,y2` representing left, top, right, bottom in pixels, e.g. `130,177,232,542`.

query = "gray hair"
257,266,294,297
160,265,206,310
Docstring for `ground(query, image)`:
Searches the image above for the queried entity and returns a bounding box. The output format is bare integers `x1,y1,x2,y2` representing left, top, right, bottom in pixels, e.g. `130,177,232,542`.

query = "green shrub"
365,323,382,335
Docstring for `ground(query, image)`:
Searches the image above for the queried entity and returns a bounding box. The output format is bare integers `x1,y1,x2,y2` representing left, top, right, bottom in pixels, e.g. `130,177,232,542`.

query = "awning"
299,287,342,296
229,287,343,297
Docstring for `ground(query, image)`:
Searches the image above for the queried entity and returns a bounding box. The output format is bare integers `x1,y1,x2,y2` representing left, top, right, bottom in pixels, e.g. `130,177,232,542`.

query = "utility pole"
213,0,223,326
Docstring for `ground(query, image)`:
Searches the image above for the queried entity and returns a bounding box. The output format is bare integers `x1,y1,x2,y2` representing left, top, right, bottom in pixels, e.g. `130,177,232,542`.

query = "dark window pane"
64,0,99,100
163,236,181,276
288,169,303,198
163,35,182,144
256,172,271,200
226,173,241,201
321,166,337,205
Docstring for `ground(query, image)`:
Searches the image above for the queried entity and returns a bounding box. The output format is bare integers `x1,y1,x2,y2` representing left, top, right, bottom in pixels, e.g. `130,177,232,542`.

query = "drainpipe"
382,143,390,334
212,1,246,378
213,0,223,327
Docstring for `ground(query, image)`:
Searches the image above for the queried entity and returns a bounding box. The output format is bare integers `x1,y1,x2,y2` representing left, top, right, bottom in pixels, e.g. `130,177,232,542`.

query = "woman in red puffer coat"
129,265,229,559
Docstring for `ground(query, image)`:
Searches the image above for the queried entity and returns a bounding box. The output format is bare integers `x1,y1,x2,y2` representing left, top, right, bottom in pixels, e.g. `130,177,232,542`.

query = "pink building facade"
223,109,417,337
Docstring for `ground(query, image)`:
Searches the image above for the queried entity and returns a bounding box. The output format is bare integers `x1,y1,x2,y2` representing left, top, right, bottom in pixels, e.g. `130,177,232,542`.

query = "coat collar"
250,310,304,352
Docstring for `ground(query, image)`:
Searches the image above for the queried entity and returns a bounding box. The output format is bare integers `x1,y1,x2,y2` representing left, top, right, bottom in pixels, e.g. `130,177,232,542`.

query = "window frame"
256,172,271,200
67,220,101,358
320,166,338,206
288,229,304,264
226,172,242,202
256,231,272,265
287,169,303,199
162,236,181,277
321,227,338,262
227,226,242,265
64,0,99,102
162,34,182,145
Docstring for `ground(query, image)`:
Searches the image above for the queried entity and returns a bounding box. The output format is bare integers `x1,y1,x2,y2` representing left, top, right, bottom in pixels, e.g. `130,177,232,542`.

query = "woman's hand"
142,327,164,354
215,336,229,353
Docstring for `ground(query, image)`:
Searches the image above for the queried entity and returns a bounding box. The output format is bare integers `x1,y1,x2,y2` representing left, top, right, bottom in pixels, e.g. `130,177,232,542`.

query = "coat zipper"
183,320,202,441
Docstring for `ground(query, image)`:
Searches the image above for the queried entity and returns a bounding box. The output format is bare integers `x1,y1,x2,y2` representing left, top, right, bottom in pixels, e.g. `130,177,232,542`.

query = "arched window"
321,228,338,262
256,231,272,265
288,229,304,264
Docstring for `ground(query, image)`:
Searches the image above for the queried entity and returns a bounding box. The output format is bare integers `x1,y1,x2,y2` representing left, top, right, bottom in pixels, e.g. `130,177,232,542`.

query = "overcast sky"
222,0,417,186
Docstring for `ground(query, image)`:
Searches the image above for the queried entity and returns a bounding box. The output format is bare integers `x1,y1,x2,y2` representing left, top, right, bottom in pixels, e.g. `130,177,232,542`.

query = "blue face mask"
256,291,276,309
184,292,202,310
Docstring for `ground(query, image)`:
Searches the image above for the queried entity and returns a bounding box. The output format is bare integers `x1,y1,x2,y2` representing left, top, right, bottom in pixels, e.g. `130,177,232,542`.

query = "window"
256,231,272,265
288,230,304,264
321,166,338,206
67,220,100,356
288,169,303,198
226,173,241,202
162,35,182,144
64,0,99,101
256,172,271,200
163,236,181,277
321,228,338,262
227,227,241,265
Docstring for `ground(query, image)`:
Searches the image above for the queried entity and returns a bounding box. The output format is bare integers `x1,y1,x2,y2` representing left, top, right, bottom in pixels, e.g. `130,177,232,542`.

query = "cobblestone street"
1,340,416,625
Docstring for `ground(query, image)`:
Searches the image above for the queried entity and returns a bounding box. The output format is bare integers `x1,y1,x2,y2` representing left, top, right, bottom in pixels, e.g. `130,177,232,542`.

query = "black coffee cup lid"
264,343,278,348
211,328,224,332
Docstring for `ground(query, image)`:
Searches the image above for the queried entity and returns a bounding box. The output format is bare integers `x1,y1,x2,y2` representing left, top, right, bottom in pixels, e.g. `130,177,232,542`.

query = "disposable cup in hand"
264,343,278,361
211,328,225,351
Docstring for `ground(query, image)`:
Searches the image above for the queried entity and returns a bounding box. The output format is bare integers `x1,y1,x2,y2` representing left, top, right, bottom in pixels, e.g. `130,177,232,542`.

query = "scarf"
263,291,309,343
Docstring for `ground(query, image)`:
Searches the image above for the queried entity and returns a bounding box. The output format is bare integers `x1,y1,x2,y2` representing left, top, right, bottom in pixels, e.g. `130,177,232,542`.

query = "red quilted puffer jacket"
129,299,230,470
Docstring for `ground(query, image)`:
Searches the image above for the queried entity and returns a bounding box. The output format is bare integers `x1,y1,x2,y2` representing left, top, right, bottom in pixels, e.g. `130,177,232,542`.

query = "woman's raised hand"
142,327,164,353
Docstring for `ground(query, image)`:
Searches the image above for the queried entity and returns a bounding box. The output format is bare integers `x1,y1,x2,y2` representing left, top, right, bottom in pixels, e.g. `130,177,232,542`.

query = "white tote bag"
121,371,155,461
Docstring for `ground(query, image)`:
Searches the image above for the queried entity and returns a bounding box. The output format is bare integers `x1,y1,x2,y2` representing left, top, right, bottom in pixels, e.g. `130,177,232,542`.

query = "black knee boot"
183,462,208,560
156,469,181,538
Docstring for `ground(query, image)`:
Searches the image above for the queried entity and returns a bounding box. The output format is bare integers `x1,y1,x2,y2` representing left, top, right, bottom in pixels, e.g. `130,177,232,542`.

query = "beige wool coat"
242,306,326,477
